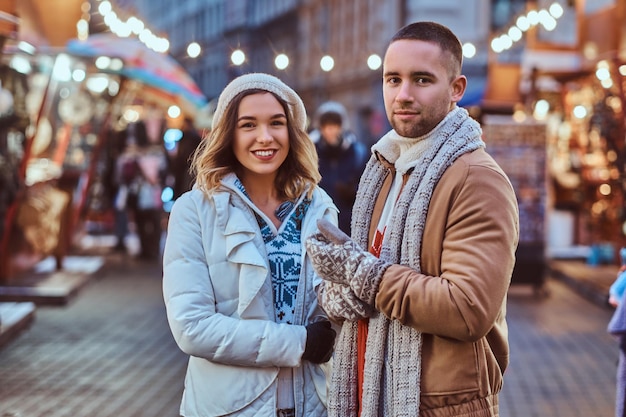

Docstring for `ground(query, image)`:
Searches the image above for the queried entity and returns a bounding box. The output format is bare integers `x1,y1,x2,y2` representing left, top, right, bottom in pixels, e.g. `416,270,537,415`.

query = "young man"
306,21,520,417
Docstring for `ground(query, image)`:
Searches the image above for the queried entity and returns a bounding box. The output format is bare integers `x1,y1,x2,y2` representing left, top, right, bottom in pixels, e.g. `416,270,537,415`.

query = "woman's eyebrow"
237,113,286,122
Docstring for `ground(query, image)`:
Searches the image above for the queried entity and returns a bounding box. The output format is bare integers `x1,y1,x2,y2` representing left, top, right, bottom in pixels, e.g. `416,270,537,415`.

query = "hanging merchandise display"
535,57,626,261
0,57,31,280
0,48,121,281
15,183,70,256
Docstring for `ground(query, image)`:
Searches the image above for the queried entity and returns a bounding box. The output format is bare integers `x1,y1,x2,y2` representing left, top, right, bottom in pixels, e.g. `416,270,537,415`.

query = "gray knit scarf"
329,107,485,417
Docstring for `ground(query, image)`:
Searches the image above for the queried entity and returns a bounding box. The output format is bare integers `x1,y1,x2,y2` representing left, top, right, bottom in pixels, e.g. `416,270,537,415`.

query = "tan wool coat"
372,148,519,416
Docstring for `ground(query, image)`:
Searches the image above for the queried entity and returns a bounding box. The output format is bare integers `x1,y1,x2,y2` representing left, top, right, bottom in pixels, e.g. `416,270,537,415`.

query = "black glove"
306,218,390,305
302,320,336,364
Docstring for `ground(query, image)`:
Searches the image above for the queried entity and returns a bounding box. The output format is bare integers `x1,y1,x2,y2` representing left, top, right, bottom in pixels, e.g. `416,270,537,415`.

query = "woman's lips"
253,149,277,159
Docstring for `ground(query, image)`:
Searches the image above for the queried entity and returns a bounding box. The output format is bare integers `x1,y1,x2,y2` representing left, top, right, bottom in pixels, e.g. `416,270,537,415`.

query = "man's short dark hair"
390,21,463,79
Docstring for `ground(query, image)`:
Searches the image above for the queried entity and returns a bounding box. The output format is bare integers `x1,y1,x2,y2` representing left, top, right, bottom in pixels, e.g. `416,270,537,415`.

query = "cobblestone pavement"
0,253,619,417
503,282,616,417
0,254,187,417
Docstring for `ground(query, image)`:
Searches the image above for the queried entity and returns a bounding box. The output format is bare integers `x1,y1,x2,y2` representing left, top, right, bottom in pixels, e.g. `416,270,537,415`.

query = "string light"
275,53,289,70
94,0,169,53
320,55,334,72
491,1,565,53
187,42,201,58
367,54,382,70
462,43,476,58
76,1,91,40
231,49,245,66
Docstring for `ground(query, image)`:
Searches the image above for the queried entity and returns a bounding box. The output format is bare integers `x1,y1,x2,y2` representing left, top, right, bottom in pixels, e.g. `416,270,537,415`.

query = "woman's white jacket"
163,176,338,417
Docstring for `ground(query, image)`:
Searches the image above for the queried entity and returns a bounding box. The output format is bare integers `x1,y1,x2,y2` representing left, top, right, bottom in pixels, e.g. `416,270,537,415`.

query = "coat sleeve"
306,190,342,328
375,162,519,341
162,193,307,368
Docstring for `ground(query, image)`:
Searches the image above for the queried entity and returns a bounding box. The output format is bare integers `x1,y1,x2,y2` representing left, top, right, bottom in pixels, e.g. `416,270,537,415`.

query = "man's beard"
391,118,426,138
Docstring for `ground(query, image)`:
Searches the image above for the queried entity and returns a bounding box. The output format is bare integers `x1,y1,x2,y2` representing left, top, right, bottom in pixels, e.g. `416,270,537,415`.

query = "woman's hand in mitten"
302,320,336,364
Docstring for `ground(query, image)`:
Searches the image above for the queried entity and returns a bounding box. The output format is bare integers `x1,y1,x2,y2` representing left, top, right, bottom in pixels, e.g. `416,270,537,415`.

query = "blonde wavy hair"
191,89,320,201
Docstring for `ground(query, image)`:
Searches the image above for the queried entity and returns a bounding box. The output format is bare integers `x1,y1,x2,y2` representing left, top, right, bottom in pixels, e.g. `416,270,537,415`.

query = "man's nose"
396,82,413,102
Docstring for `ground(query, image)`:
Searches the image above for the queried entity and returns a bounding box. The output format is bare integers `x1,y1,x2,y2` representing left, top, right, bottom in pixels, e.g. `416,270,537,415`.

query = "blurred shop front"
0,0,207,282
530,3,626,264
480,0,626,288
0,0,86,282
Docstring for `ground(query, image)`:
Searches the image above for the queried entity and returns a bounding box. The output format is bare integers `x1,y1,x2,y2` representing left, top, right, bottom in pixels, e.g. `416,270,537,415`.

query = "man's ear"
450,75,467,103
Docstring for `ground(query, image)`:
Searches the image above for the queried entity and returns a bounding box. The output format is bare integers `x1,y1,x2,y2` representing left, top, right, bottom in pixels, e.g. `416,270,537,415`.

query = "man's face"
382,39,466,138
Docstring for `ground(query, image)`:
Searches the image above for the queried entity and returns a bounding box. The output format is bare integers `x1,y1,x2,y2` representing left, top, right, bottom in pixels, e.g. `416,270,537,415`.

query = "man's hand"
318,281,376,321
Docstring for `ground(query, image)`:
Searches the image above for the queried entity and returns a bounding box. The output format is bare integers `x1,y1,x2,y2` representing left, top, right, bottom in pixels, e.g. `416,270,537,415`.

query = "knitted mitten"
318,281,376,321
306,219,390,305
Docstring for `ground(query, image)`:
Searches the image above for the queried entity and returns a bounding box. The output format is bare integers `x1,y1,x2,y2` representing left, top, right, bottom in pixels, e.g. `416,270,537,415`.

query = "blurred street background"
1,1,626,416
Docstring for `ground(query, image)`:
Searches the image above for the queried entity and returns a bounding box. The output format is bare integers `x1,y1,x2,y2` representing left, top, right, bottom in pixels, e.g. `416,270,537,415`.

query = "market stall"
0,48,121,281
0,33,207,281
540,59,626,260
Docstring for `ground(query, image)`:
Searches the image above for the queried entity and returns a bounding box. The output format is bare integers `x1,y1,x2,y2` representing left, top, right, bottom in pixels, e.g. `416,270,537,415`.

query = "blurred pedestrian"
111,121,148,252
133,130,168,261
609,247,626,307
172,116,202,199
310,101,368,234
162,73,338,417
608,247,626,417
305,21,519,417
111,119,167,260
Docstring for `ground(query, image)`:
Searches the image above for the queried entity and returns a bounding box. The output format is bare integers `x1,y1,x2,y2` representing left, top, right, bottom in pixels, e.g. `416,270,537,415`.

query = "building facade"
124,0,490,143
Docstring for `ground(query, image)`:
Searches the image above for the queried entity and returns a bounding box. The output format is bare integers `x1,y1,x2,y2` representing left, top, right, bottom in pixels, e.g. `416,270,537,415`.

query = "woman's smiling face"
233,92,290,181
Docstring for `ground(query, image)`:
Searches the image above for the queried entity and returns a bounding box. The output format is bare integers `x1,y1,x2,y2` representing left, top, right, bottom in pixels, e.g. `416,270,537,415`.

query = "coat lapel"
214,191,270,318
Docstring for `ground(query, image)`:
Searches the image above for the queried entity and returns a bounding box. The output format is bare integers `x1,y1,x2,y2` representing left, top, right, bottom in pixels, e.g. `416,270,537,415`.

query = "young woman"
162,73,338,417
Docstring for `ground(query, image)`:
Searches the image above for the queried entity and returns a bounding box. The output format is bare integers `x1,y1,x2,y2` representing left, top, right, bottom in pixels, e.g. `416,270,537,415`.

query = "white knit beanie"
212,73,307,131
